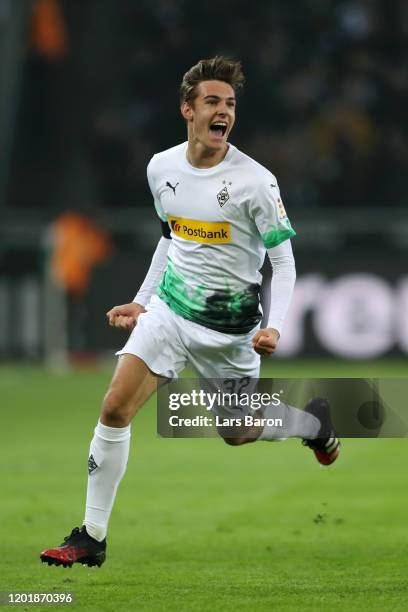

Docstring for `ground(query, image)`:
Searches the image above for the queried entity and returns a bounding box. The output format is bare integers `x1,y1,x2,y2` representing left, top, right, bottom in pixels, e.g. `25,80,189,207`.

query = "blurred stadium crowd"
1,0,407,360
7,0,408,212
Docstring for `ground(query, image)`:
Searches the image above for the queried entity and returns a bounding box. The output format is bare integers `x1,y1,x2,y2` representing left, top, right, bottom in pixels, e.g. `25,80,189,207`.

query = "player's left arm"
252,239,296,355
249,177,296,355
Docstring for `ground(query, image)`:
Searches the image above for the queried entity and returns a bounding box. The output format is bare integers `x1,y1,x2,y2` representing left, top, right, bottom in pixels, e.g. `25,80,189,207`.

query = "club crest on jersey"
217,186,230,207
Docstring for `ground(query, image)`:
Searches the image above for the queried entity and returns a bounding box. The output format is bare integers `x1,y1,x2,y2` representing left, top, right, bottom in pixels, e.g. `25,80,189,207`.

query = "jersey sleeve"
147,157,167,222
250,178,296,248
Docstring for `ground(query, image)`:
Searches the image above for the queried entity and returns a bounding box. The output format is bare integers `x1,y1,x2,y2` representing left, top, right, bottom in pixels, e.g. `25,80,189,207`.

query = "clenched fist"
106,302,146,331
252,328,280,356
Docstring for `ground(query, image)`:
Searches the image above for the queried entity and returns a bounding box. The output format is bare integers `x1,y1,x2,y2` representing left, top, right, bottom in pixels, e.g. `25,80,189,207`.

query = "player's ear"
181,101,193,122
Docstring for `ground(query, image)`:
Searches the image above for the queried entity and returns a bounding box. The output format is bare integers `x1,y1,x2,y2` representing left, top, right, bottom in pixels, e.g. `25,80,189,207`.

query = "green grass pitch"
1,359,408,611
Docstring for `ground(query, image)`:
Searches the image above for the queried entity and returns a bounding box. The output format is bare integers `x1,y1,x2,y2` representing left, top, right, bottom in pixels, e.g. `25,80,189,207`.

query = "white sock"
258,403,320,441
83,420,131,542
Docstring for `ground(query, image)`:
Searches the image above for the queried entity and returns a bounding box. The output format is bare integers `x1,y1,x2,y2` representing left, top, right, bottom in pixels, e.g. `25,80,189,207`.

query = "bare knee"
101,389,134,427
222,436,254,446
221,423,261,446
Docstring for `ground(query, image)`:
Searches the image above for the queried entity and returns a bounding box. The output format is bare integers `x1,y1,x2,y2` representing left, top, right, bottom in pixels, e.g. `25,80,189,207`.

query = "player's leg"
101,353,162,427
84,354,163,543
222,390,340,465
41,296,188,567
83,298,186,543
186,323,339,463
40,355,161,568
219,384,339,463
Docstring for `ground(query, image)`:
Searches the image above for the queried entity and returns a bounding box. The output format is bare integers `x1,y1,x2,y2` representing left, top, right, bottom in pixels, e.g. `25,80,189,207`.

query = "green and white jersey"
147,141,296,334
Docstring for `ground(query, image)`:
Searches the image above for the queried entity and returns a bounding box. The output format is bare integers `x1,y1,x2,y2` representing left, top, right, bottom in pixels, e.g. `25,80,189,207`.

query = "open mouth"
209,121,228,138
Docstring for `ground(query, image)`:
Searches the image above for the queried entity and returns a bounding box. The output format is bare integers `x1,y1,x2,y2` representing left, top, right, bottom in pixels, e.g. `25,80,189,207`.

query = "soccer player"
40,57,340,569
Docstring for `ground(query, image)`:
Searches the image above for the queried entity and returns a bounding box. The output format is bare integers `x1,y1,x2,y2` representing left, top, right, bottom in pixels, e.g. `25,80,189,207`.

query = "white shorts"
116,295,261,380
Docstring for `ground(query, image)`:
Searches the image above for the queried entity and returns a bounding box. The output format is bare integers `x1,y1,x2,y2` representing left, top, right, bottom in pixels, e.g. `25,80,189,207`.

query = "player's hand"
252,328,280,356
106,302,146,330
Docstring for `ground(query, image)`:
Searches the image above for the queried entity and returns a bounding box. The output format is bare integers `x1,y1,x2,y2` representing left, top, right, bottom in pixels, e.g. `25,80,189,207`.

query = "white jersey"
147,141,296,334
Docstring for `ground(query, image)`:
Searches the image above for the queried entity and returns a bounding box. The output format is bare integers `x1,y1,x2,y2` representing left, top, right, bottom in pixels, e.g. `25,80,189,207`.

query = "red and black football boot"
40,526,106,568
302,397,341,466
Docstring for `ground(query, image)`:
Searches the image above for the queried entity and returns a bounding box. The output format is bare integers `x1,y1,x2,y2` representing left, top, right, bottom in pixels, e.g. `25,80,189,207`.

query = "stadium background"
1,1,407,610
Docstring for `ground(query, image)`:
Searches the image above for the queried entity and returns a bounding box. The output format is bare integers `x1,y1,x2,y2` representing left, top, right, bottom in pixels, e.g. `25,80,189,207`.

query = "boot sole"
40,551,106,568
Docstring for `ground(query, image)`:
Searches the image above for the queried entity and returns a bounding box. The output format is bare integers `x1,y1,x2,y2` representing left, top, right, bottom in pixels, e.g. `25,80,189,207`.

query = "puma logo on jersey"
166,181,179,195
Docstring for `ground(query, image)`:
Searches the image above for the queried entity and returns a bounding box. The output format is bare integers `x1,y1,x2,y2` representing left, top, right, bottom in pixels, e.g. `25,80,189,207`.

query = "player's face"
182,80,236,151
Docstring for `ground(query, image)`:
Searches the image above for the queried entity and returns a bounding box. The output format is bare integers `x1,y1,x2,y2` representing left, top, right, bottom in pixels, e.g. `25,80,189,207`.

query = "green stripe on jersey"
262,225,296,249
158,259,262,334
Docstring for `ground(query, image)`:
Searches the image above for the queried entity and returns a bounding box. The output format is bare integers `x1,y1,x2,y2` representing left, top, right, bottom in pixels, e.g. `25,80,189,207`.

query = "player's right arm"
106,230,171,330
106,302,146,330
107,155,171,331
